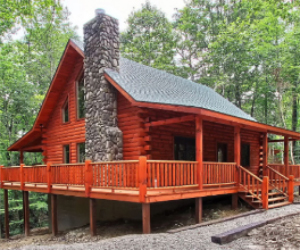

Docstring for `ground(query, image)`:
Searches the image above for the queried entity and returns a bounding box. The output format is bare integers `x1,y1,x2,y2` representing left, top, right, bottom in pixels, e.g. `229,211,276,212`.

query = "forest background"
1,0,300,236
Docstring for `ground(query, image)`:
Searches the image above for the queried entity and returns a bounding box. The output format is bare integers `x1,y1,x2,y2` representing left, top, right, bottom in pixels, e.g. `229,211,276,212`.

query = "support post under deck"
23,191,30,236
195,197,202,223
232,193,238,210
4,189,9,239
90,198,97,236
142,203,150,234
51,194,58,236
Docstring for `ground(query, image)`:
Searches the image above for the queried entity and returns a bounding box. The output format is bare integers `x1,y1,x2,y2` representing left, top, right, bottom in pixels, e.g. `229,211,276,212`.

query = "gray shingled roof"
71,39,255,121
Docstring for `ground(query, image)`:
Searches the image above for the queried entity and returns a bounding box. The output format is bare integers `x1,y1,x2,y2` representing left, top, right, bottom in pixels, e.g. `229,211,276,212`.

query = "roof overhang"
105,73,300,140
8,40,84,152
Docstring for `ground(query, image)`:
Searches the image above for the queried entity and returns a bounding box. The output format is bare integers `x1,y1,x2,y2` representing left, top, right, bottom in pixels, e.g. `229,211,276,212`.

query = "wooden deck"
0,159,238,203
1,158,300,237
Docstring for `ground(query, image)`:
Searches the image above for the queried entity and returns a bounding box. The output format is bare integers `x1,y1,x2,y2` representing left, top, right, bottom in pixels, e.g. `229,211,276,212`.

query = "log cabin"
1,9,300,238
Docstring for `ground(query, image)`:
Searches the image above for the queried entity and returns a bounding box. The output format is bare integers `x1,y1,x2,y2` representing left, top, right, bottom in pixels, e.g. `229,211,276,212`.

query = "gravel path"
15,204,300,250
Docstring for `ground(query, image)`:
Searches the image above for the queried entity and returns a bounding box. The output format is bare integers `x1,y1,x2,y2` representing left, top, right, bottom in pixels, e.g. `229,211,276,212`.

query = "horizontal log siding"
117,92,145,160
43,58,85,164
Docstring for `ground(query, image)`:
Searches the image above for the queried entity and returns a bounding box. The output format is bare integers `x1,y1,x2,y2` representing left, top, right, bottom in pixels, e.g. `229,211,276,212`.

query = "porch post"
263,133,268,176
284,136,289,176
195,197,202,223
195,116,203,189
20,151,24,164
233,126,241,209
23,191,30,236
142,203,150,234
89,198,97,236
51,194,58,236
4,189,9,239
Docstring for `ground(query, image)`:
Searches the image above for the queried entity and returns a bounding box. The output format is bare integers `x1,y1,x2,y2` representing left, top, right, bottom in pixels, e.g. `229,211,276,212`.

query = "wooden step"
268,201,291,209
245,192,284,198
252,196,287,204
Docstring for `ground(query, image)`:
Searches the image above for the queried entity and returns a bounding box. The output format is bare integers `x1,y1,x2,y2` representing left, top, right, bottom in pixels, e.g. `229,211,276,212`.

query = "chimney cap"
95,8,105,16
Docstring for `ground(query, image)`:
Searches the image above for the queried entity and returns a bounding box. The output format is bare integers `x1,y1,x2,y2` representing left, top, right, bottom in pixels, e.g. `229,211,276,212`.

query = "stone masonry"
83,11,123,161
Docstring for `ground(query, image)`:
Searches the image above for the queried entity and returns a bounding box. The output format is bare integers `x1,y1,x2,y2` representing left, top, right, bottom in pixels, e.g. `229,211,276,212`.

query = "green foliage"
0,0,78,236
121,1,178,73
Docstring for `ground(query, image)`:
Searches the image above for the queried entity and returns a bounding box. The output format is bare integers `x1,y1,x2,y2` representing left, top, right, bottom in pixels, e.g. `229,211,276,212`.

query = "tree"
121,1,177,73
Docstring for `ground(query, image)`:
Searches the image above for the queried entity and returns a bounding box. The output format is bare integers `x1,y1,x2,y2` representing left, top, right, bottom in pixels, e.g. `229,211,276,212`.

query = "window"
241,143,250,167
217,143,228,162
62,98,69,123
77,143,85,162
63,145,70,163
77,75,85,119
174,137,195,161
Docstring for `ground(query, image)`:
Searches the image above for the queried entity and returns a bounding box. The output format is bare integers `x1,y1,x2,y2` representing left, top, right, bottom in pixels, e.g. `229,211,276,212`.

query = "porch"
0,158,298,237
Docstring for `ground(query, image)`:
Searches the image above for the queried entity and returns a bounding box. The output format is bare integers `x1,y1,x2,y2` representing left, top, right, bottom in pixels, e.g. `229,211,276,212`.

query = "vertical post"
233,126,241,209
263,133,268,176
20,164,24,190
195,197,202,223
20,151,24,164
89,198,97,236
4,189,9,239
139,156,147,202
0,165,4,188
142,203,150,234
195,116,203,189
47,162,52,193
232,194,238,210
51,194,58,236
288,175,294,203
262,176,269,209
85,160,92,197
284,136,289,176
23,191,30,236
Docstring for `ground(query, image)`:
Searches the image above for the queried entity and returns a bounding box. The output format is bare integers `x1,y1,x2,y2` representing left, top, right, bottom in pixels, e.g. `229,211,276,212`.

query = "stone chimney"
83,10,123,161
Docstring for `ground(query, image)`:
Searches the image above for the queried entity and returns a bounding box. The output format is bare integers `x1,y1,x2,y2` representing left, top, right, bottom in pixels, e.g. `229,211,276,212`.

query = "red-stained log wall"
117,91,261,174
42,58,85,164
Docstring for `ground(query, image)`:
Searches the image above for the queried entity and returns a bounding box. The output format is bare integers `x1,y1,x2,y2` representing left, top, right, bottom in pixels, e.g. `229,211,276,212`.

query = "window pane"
77,77,85,118
77,143,85,162
63,99,69,123
217,143,228,162
64,145,70,163
241,143,250,167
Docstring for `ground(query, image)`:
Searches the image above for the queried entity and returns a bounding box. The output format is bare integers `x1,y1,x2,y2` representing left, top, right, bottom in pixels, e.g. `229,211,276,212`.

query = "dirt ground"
239,214,300,249
0,196,249,250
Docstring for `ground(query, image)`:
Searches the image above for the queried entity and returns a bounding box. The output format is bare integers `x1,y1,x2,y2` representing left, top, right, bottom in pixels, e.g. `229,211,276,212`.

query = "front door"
174,137,195,161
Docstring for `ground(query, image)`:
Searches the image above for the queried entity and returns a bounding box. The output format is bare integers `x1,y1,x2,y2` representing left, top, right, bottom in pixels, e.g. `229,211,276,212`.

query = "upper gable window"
62,98,69,123
77,75,85,119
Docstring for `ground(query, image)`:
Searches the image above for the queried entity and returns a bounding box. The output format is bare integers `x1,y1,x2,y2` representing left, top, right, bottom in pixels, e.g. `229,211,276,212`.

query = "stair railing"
267,166,293,202
238,165,269,209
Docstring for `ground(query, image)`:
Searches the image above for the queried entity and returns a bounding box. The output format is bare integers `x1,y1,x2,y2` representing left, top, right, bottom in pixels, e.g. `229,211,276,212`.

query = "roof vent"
95,8,105,16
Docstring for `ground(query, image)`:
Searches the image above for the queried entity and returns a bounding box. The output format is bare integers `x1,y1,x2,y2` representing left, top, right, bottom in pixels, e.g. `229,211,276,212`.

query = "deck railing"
51,163,85,186
146,160,198,188
203,162,236,185
238,165,268,209
1,166,20,183
288,165,300,180
91,161,139,188
24,165,47,184
0,158,239,201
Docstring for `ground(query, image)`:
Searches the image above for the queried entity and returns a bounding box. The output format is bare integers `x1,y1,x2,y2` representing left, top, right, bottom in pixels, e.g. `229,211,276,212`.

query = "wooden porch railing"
203,162,236,185
267,166,294,202
146,160,198,188
51,163,85,186
288,165,300,180
0,158,238,202
91,160,139,188
24,165,47,184
238,165,268,209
